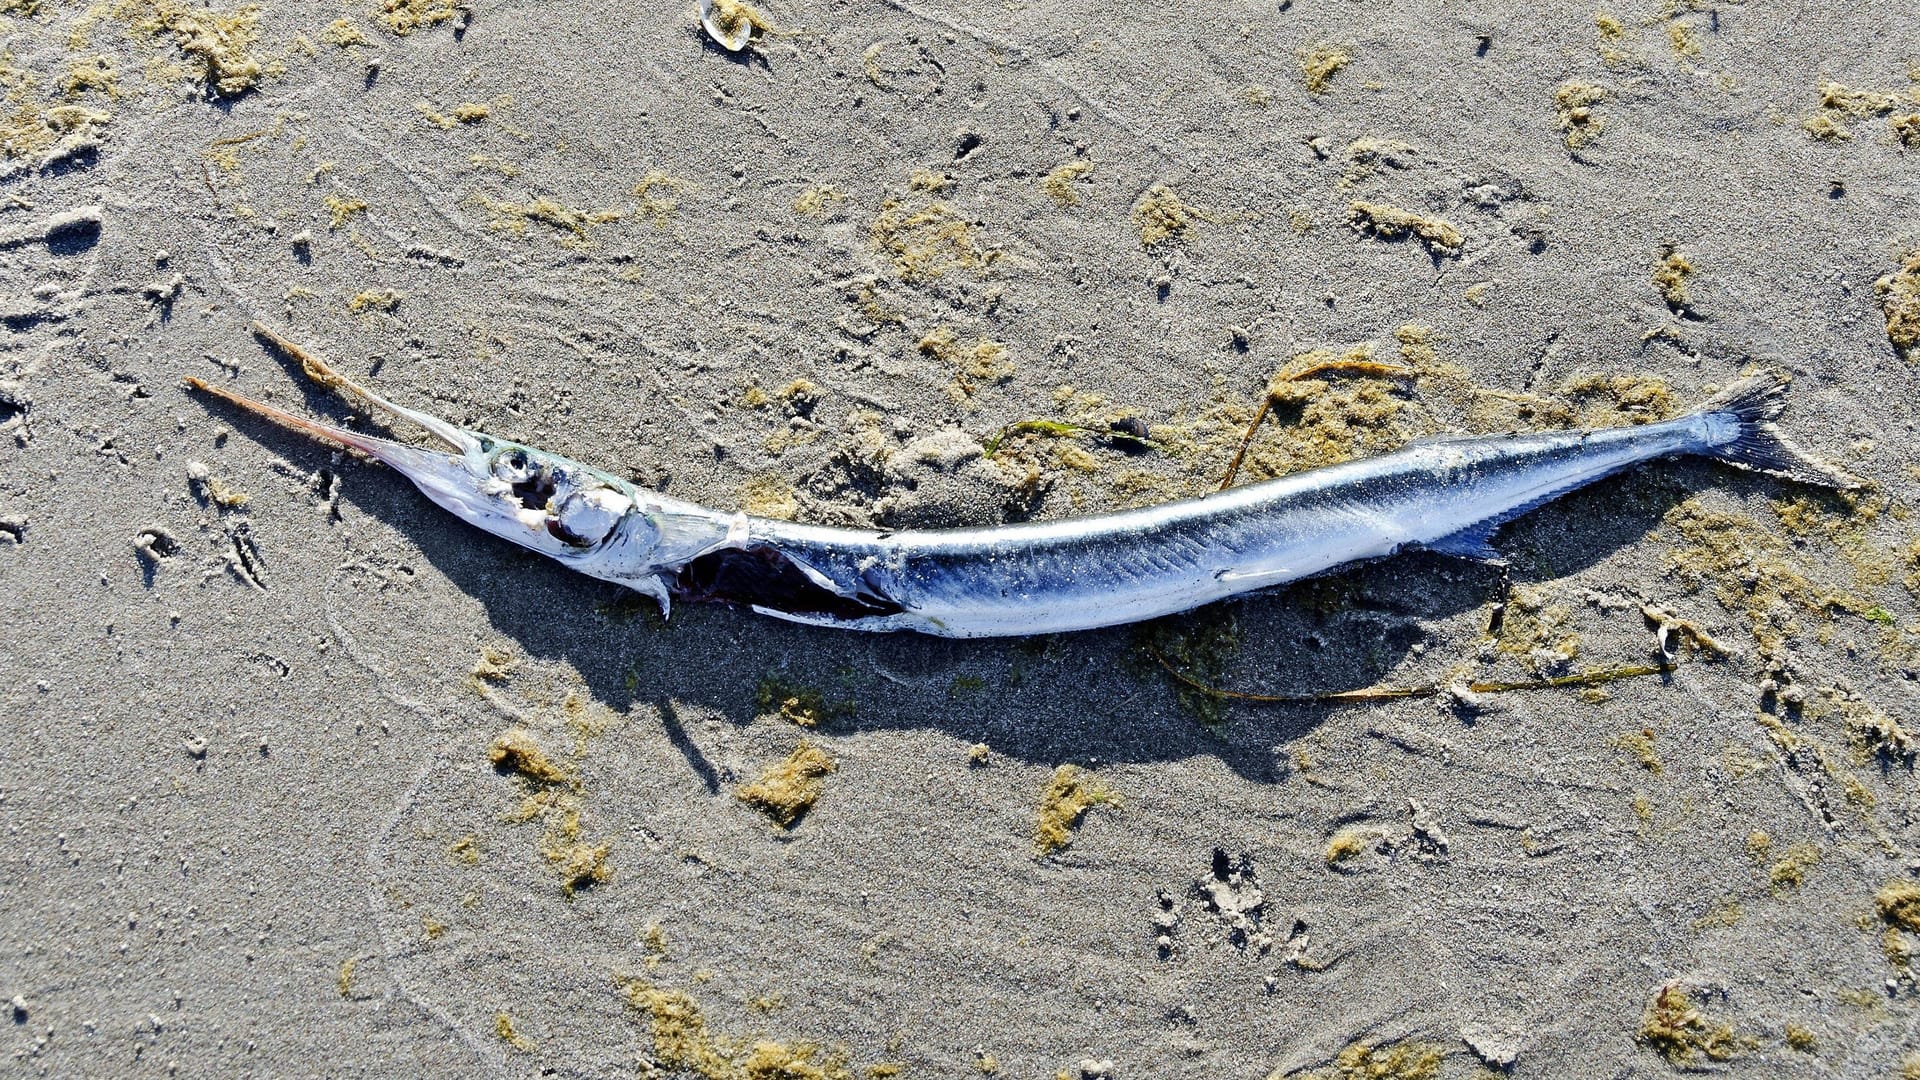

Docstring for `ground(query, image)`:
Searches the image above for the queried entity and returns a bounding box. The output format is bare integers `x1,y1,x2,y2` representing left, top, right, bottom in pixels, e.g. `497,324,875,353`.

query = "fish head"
187,329,733,601
458,436,730,579
444,434,641,559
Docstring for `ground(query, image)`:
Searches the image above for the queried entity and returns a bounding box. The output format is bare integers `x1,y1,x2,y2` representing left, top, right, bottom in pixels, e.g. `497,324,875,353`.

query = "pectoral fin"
628,573,673,618
1215,566,1297,589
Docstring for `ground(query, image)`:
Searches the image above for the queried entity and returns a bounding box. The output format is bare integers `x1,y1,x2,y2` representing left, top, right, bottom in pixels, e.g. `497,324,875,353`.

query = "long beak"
246,322,479,457
184,323,486,489
182,375,461,479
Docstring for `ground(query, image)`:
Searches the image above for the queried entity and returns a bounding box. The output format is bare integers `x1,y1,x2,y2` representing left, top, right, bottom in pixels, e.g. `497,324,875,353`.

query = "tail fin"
1692,372,1860,489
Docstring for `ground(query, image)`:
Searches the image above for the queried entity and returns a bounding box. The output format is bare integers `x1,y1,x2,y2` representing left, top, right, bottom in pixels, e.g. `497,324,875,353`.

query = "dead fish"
189,325,1854,638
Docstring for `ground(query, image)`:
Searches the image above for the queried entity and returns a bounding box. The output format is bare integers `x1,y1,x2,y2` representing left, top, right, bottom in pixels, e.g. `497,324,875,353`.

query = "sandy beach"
3,0,1920,1075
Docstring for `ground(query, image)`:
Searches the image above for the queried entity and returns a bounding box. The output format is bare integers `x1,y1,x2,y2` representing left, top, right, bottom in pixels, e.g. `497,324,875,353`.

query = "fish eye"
493,448,536,484
549,487,633,548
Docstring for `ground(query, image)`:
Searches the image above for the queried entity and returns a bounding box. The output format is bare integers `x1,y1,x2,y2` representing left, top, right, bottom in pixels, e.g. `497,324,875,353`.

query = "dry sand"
3,0,1920,1076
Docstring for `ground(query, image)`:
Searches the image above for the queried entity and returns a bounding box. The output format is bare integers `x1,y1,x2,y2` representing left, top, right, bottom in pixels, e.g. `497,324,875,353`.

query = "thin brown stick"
1282,360,1416,382
1216,396,1274,492
209,127,278,148
1146,640,1675,705
1216,361,1416,490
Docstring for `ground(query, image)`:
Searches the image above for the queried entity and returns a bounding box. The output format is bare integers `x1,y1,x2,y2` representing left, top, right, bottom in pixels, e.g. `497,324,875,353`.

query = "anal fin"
1424,522,1506,563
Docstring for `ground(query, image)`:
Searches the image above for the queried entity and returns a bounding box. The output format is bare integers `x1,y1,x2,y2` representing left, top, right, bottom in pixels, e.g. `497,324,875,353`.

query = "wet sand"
3,1,1919,1076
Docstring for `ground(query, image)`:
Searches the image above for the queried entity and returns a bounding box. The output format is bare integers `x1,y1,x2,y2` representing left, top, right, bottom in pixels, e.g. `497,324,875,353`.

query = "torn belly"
669,546,904,621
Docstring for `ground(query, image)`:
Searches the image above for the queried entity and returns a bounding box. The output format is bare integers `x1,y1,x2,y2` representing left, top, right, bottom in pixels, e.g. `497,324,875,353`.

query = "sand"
3,0,1919,1076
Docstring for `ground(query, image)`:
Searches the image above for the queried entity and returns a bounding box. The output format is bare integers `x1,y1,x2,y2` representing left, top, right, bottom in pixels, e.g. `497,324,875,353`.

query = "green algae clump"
620,978,862,1080
755,677,832,728
1041,159,1092,206
1288,1040,1444,1080
872,198,995,281
488,727,571,784
737,742,837,828
141,3,269,97
1638,985,1741,1065
1652,247,1694,311
1299,45,1351,95
1876,249,1920,361
1132,183,1191,246
1348,201,1462,255
1878,879,1920,933
1034,764,1119,854
377,0,459,36
793,184,847,216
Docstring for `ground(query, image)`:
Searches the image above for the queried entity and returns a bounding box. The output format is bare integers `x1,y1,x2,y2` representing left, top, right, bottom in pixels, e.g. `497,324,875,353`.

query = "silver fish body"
719,401,1780,636
190,336,1850,639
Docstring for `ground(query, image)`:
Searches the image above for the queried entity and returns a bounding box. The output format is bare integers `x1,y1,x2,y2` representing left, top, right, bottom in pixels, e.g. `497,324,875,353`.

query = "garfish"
188,324,1855,638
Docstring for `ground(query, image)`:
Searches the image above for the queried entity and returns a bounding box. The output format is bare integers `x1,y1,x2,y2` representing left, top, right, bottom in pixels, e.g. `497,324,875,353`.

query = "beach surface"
3,0,1920,1076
